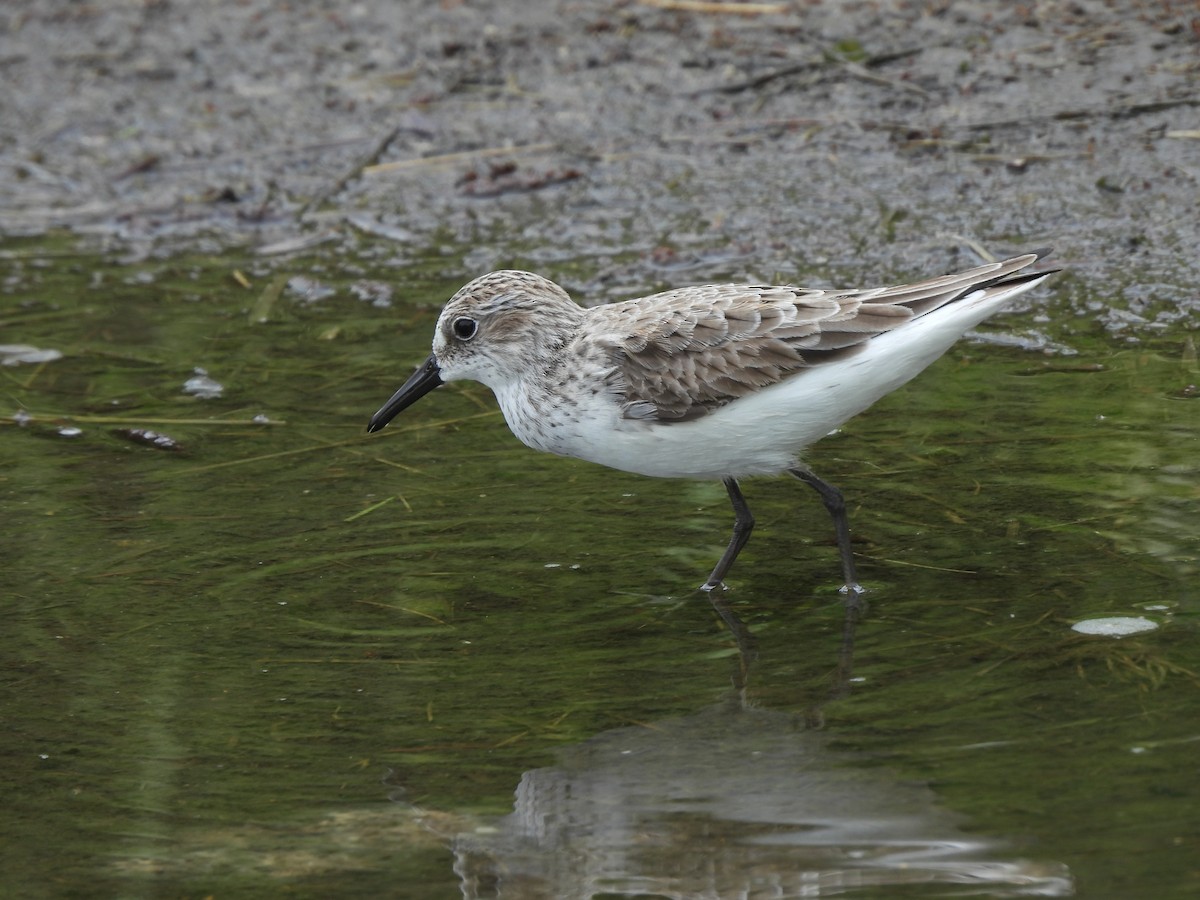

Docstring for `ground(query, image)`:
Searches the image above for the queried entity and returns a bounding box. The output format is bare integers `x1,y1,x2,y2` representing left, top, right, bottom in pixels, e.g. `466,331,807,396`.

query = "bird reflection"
449,602,1073,899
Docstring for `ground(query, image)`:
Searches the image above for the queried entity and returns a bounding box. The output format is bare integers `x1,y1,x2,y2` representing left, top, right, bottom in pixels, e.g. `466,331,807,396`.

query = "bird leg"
789,467,865,598
701,477,755,591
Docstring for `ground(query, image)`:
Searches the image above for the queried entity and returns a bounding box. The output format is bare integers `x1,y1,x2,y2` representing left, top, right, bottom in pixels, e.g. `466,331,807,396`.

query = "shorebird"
367,250,1056,596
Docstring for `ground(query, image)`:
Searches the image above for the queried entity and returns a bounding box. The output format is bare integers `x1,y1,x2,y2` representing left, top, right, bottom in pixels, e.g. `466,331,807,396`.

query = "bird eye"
451,316,478,341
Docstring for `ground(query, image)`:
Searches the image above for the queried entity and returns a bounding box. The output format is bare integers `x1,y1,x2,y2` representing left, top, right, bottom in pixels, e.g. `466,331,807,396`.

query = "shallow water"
2,243,1197,898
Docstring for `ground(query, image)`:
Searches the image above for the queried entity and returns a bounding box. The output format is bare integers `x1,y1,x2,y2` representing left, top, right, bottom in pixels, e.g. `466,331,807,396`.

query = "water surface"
1,244,1196,898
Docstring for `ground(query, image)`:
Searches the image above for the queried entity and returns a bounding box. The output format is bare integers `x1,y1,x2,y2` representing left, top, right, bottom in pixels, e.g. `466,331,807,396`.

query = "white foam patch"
1071,616,1159,637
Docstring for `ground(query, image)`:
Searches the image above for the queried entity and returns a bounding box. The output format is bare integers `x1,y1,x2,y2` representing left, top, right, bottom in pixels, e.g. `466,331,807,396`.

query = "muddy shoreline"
2,0,1198,328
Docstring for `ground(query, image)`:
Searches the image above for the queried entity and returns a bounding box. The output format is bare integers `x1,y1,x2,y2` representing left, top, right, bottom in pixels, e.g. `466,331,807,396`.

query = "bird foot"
840,582,868,614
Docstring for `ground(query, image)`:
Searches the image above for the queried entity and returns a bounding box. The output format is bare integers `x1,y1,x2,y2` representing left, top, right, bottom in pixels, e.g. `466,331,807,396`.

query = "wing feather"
589,252,1046,422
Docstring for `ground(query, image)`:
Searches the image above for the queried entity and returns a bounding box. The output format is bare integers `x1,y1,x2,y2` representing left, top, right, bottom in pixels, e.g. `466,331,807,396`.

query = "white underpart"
492,274,1051,480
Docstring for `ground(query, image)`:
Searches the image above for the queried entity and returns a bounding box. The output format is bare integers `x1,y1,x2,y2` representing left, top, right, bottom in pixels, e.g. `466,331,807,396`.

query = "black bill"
366,354,443,433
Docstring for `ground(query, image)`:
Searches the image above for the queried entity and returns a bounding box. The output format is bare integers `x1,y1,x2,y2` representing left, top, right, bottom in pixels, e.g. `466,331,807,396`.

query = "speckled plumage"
368,250,1056,593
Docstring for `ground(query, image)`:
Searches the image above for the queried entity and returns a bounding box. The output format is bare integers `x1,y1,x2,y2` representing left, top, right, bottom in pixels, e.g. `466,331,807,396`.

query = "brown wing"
594,252,1047,422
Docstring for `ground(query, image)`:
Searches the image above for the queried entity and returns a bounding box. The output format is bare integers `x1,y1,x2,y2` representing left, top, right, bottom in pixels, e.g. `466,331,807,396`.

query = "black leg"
789,467,865,598
701,477,755,591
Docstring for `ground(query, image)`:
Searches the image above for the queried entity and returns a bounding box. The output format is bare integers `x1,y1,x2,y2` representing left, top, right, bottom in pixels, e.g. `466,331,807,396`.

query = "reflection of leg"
789,467,865,599
833,597,862,699
808,600,864,728
706,591,759,691
701,477,755,591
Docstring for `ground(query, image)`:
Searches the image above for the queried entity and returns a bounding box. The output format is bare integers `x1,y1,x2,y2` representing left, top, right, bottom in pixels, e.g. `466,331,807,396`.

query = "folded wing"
595,251,1049,422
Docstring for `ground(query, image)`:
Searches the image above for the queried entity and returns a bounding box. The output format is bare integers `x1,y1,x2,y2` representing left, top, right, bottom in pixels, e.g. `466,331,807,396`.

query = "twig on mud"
939,234,1000,263
659,116,827,147
254,233,339,257
966,151,1089,169
840,60,931,99
299,122,409,219
363,142,557,176
637,0,788,13
457,163,582,198
967,96,1200,130
890,128,1091,170
703,46,923,95
704,58,821,94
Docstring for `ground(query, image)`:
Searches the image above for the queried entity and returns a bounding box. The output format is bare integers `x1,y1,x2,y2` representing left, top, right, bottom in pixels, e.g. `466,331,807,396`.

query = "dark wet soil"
3,0,1199,327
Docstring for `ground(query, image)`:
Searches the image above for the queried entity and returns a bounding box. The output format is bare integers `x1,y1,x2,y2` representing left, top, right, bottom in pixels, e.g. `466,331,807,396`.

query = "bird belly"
496,380,799,479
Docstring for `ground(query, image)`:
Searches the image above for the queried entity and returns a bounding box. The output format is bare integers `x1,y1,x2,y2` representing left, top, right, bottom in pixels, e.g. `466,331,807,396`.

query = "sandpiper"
368,250,1056,596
